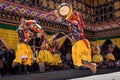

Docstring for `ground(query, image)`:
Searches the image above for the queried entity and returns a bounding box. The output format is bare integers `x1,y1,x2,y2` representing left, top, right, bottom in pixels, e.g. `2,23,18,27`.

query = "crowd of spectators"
91,41,120,69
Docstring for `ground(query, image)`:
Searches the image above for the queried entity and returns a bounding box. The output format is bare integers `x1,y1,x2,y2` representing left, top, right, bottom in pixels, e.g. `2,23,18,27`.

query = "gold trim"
65,6,73,20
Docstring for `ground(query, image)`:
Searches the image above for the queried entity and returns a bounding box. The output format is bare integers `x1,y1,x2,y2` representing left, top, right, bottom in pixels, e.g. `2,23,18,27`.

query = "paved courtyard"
70,72,120,80
0,68,120,80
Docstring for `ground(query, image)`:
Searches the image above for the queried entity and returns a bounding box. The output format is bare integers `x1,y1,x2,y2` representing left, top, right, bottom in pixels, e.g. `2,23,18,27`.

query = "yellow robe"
13,43,33,66
52,53,62,66
72,39,91,66
37,50,53,64
37,50,46,62
45,50,53,64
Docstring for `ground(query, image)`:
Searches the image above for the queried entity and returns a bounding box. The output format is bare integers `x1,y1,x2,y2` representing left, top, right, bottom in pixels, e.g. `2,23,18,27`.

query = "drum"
58,3,72,17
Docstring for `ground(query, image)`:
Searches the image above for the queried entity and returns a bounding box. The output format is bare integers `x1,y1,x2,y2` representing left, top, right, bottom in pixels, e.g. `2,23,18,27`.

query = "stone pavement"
0,68,120,80
70,72,120,80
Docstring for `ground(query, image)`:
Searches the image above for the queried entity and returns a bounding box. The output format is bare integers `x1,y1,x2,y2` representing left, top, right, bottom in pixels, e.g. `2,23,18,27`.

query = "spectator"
0,44,4,77
65,52,73,68
8,49,15,74
2,47,10,75
91,45,104,69
105,43,116,68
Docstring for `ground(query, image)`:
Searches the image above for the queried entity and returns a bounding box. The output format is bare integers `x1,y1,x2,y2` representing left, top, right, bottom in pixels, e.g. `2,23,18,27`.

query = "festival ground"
1,68,120,80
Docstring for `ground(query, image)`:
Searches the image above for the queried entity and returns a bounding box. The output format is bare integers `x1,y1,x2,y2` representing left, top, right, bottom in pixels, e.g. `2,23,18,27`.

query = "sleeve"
77,12,85,29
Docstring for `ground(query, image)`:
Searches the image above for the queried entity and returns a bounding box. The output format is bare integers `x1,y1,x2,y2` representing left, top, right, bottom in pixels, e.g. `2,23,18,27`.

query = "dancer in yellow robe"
48,3,97,74
13,43,33,66
36,40,53,72
12,43,33,74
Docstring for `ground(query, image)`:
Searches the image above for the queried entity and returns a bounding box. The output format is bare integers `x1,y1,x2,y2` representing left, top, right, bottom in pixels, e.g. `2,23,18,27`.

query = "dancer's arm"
45,10,62,21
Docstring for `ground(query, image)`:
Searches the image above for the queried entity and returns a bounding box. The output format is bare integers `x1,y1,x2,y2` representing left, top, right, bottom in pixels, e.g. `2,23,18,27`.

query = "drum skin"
58,3,71,17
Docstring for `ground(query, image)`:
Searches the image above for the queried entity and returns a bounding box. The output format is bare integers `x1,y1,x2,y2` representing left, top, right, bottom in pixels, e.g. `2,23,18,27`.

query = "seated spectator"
91,45,104,68
7,49,15,74
105,43,116,68
0,44,4,77
115,60,120,67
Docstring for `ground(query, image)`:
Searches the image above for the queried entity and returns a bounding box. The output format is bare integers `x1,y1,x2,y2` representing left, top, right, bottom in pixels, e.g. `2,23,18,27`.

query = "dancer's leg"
83,63,96,74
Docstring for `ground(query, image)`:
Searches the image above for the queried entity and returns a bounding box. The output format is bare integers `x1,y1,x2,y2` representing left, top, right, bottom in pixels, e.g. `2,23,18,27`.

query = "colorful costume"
17,20,44,43
59,3,97,73
64,11,91,66
47,3,92,67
